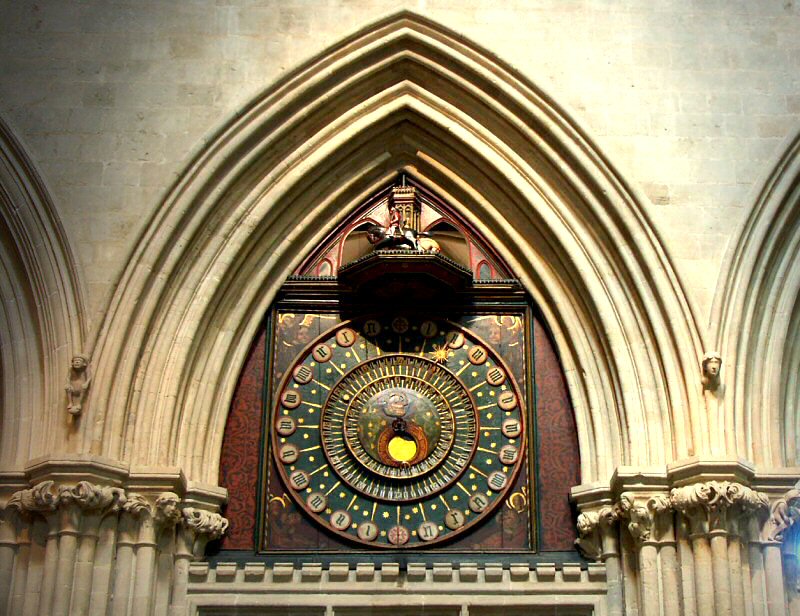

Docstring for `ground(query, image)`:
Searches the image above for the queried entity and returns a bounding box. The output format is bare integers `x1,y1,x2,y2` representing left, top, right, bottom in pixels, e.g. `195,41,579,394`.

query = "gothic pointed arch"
85,11,703,487
0,115,87,468
218,173,583,553
714,131,800,466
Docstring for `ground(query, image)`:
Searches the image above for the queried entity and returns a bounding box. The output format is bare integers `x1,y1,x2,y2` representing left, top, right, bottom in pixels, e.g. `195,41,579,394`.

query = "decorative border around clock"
267,316,527,550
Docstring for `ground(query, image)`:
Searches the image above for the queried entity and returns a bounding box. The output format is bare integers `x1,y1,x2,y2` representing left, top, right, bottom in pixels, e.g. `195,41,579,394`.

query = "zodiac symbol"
505,486,528,513
269,494,291,508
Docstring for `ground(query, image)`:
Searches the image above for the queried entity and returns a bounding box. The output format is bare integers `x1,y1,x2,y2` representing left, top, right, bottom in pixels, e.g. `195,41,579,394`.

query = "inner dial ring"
322,355,478,502
341,362,459,478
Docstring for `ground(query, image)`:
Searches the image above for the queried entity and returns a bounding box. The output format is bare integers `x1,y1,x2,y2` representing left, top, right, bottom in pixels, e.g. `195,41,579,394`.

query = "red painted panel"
218,330,266,550
534,319,580,550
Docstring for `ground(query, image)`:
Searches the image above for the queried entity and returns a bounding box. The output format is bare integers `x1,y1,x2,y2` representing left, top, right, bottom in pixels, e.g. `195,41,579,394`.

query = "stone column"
88,514,119,616
616,493,682,616
616,493,660,616
649,495,682,616
671,481,770,616
620,526,639,616
747,508,768,616
729,486,769,616
10,512,32,615
50,486,82,616
676,515,698,616
131,504,159,616
153,518,178,616
783,521,800,616
170,521,195,616
599,506,625,616
69,482,126,616
23,517,47,616
765,542,787,616
671,482,724,616
576,505,623,616
729,529,747,615
0,464,228,616
169,508,228,616
6,481,59,616
783,547,800,616
0,504,18,611
759,489,800,616
110,494,151,616
37,509,60,616
131,493,182,616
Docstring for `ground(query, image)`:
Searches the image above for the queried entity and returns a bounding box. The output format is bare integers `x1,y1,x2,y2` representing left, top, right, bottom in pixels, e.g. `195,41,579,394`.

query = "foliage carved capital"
615,492,674,544
181,508,229,540
670,481,768,536
122,493,153,518
7,481,58,518
575,505,618,560
66,481,126,515
762,488,800,543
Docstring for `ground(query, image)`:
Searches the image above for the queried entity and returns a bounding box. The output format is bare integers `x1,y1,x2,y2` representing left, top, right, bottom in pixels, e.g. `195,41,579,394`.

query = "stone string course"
185,561,608,615
187,560,605,585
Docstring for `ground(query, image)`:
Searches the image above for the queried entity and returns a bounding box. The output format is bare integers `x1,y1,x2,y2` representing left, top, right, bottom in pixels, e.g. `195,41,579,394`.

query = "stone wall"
0,0,797,323
1,2,800,615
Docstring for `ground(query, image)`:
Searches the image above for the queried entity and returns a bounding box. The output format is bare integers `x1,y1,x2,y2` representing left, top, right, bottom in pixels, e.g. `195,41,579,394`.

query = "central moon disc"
321,354,479,502
359,386,440,468
387,436,417,462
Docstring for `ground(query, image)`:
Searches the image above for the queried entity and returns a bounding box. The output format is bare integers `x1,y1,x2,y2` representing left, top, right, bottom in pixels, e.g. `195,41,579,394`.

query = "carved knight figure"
365,201,441,253
65,354,91,416
701,351,722,392
387,204,404,237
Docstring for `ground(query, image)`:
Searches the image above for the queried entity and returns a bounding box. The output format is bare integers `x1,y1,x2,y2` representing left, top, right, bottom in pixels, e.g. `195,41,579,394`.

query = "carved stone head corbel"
701,351,722,392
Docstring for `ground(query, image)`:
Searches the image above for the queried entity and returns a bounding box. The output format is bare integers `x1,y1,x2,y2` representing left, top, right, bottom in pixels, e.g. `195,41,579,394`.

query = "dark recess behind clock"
217,304,580,554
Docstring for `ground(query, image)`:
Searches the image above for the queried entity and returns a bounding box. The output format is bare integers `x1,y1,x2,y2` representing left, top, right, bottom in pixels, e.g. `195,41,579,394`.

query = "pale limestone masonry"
0,1,797,322
185,561,607,614
573,460,800,616
0,3,800,615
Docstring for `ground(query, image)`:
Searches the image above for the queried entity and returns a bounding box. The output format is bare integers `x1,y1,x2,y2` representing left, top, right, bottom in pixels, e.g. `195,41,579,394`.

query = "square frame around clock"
255,280,539,554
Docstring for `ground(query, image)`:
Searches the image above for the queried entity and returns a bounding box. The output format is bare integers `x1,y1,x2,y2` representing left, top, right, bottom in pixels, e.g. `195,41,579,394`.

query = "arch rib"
714,131,800,466
85,12,702,485
0,115,86,468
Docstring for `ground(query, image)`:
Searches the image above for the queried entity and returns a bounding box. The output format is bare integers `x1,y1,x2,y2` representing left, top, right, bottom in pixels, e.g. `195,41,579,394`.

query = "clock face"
271,316,526,549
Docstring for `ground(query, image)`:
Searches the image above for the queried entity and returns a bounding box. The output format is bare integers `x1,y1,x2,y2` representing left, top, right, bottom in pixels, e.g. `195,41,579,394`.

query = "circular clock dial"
323,355,477,500
271,316,525,549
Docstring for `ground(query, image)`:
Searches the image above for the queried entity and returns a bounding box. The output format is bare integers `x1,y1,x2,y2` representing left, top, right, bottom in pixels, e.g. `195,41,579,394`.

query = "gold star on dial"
430,344,449,363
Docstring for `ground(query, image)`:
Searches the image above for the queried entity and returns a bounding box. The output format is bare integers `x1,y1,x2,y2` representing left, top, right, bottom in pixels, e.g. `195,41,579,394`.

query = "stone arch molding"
85,12,704,486
714,131,800,468
0,116,87,469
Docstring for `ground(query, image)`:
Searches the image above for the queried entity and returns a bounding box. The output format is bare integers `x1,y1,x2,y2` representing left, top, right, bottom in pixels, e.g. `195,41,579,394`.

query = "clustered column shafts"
577,505,624,616
0,505,15,611
783,519,800,616
577,483,800,616
0,481,227,616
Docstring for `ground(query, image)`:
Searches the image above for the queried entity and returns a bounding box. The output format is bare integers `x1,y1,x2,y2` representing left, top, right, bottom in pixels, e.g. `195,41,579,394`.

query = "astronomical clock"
218,177,581,556
272,315,525,548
